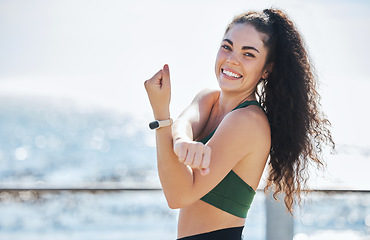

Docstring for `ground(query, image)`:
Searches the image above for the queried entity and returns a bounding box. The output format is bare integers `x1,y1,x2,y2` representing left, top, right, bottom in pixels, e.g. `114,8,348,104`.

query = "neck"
217,90,257,116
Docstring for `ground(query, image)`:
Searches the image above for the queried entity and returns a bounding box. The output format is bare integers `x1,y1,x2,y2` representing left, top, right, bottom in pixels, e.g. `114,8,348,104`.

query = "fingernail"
201,168,210,176
164,64,169,69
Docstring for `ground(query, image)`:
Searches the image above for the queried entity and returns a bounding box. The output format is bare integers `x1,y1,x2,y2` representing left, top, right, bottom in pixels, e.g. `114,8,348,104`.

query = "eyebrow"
223,39,260,53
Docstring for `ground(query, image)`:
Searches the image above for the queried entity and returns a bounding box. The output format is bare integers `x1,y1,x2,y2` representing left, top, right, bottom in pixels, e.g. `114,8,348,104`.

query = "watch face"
149,121,159,130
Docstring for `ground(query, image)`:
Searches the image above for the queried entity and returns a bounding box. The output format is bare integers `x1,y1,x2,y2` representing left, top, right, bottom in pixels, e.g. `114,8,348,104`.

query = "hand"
144,64,171,119
173,139,211,176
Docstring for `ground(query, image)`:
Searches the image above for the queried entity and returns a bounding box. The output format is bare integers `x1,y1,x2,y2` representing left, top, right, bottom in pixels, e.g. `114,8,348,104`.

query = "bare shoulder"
175,88,221,140
235,105,270,134
185,88,220,118
192,88,220,106
178,88,220,118
233,105,269,140
215,105,270,152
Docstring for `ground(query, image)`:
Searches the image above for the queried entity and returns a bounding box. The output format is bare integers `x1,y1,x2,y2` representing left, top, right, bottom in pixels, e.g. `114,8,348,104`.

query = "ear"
262,63,274,80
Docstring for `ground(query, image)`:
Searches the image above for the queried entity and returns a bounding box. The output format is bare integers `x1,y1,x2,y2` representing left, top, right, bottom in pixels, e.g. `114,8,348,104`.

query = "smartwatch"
149,118,173,130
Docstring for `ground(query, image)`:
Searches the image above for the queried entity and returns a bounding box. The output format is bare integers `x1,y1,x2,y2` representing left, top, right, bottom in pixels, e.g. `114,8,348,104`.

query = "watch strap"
149,118,173,130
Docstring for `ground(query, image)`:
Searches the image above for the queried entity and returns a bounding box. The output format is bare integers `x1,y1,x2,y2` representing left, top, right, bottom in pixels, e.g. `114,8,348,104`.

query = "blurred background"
0,0,369,239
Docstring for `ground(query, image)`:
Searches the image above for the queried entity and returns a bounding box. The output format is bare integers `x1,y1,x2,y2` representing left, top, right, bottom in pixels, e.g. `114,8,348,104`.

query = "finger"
192,150,203,169
173,143,180,157
147,69,163,86
177,145,188,163
200,168,210,176
183,148,195,166
162,64,171,89
200,146,211,170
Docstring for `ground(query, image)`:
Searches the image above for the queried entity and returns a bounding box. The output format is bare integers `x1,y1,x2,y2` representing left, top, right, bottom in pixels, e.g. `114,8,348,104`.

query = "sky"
0,0,370,188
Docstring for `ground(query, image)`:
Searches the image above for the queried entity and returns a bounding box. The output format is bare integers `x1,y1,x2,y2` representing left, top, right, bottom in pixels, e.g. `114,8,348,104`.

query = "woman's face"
215,23,270,94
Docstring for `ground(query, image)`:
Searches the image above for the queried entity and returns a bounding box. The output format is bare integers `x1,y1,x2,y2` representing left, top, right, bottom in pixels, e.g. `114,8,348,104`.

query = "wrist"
173,136,191,145
153,109,170,120
149,118,173,130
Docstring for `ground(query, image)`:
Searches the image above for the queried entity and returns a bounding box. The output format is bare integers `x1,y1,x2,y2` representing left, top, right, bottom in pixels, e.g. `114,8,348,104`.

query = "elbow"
165,194,191,209
167,201,181,209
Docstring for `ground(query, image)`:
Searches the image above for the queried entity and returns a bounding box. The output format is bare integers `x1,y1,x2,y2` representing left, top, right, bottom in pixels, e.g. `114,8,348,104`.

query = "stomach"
177,199,246,238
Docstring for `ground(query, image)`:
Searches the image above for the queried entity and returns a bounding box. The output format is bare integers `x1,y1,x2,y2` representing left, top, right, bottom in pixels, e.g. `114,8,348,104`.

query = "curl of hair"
226,9,335,214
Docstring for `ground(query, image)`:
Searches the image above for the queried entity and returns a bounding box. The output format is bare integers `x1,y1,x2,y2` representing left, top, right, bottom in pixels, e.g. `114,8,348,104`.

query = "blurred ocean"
0,96,157,186
0,97,370,240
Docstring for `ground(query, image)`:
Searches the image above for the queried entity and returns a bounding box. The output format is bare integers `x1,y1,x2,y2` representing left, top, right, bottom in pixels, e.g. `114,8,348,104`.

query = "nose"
226,53,240,65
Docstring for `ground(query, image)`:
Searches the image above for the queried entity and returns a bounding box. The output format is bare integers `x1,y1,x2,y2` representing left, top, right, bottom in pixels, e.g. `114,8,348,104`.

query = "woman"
144,8,334,240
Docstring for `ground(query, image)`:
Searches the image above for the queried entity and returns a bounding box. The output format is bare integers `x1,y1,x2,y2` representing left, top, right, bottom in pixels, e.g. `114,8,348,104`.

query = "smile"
221,68,242,79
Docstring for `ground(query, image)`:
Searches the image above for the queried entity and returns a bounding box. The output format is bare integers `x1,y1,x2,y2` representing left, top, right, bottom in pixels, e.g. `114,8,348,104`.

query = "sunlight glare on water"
15,147,28,161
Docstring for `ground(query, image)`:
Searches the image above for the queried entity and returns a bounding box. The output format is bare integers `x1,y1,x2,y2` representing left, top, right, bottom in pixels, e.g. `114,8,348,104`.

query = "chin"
218,82,239,93
218,78,242,91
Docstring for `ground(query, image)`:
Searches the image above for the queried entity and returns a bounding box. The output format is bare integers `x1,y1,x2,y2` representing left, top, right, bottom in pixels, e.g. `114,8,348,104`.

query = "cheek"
214,51,223,74
243,59,265,76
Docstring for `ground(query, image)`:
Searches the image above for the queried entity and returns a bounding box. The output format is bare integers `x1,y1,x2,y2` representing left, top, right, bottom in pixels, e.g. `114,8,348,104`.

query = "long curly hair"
225,9,335,214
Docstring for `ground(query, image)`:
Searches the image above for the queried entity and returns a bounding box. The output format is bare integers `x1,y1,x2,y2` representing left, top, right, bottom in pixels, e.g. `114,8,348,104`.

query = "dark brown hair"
226,9,335,214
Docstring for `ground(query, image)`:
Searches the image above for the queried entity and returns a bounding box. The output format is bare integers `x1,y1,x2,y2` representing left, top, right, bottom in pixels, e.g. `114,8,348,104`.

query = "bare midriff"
177,200,245,238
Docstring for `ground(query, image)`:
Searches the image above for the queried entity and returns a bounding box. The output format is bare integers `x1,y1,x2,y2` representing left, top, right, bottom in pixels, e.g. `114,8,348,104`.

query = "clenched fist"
144,64,171,120
174,139,211,176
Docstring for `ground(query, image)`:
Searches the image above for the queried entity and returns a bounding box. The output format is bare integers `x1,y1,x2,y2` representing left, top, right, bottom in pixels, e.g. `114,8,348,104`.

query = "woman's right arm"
172,89,219,175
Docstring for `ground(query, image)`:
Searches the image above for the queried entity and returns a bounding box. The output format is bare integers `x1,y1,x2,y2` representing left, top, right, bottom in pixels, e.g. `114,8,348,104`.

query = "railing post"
265,191,294,240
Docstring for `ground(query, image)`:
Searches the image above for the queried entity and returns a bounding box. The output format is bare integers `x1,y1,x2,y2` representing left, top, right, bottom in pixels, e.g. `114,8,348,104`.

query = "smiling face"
215,23,271,95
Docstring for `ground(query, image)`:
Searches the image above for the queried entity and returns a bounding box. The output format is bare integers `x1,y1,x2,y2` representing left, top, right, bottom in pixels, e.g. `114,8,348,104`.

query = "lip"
221,67,243,80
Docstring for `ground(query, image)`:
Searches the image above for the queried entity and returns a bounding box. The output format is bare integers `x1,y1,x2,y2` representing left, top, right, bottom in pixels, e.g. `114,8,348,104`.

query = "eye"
221,44,232,51
244,52,255,58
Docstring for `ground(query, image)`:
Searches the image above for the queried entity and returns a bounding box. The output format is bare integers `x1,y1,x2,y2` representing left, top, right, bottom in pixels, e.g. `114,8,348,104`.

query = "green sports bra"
198,100,263,218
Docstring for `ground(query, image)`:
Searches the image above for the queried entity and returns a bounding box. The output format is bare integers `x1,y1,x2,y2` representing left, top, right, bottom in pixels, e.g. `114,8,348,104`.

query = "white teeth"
222,69,241,78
